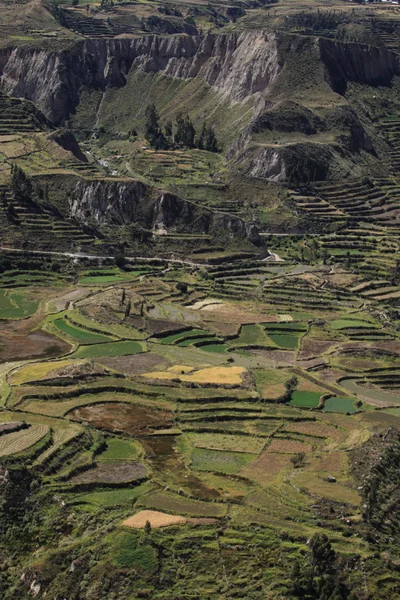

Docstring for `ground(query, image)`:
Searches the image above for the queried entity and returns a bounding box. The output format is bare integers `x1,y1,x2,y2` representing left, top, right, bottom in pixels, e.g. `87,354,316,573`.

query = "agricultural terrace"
1,252,400,597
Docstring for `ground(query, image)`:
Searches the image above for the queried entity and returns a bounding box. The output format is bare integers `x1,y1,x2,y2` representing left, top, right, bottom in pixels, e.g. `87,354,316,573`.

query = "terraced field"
1,248,400,597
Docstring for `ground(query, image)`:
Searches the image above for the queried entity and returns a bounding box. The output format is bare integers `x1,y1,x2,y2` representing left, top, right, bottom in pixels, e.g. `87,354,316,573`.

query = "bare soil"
69,402,174,436
97,352,169,376
70,461,147,484
0,319,70,363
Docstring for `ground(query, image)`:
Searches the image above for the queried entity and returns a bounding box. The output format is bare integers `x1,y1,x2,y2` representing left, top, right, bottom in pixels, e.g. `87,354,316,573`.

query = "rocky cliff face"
69,179,261,245
320,38,400,94
1,32,399,126
0,31,281,125
70,179,149,225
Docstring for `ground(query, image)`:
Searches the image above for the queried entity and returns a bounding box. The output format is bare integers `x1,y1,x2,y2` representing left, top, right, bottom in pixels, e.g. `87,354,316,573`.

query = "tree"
165,120,173,144
144,520,152,536
290,452,305,468
205,124,218,152
176,282,188,294
309,533,336,576
175,114,195,148
121,289,126,306
124,300,131,318
144,103,168,149
114,249,126,269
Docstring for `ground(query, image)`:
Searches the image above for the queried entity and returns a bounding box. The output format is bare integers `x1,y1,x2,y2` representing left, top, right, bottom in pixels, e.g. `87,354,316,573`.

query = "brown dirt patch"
69,402,174,436
312,451,343,473
249,349,296,364
122,510,217,529
240,452,291,483
70,461,147,484
298,338,336,360
0,323,70,363
195,301,278,324
284,421,340,440
97,353,169,376
267,439,312,453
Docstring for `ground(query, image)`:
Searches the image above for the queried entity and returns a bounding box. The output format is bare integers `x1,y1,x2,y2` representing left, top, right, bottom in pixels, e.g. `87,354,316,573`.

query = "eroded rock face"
70,179,149,225
0,31,281,124
69,180,262,245
320,37,400,94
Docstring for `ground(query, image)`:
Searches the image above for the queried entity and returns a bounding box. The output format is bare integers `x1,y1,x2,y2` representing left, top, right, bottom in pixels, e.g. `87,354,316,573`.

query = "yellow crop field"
0,424,48,457
122,510,216,529
10,360,78,385
143,365,246,385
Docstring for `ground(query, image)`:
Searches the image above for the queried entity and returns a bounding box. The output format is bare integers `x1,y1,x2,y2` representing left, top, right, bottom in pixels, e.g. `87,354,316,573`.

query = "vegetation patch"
143,365,246,386
191,448,255,474
0,423,49,457
98,437,142,461
0,289,38,319
111,531,157,571
69,460,147,485
71,340,146,358
323,397,357,414
73,484,148,507
290,391,321,408
141,492,227,517
53,318,113,344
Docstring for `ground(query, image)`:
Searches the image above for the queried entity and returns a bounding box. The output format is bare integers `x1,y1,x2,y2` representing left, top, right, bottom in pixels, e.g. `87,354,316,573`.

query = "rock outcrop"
0,31,281,125
320,38,400,94
69,179,262,245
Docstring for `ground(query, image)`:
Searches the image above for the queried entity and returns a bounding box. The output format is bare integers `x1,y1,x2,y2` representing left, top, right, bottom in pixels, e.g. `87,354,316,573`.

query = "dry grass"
267,439,312,454
121,510,216,529
312,451,343,473
293,472,360,506
239,451,292,483
143,365,246,386
284,421,340,440
10,360,77,385
188,432,266,454
0,424,48,457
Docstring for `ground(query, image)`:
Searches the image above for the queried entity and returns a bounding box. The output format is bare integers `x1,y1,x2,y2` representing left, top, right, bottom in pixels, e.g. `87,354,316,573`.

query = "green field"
191,448,255,474
290,391,321,408
99,437,142,461
54,318,113,344
71,340,146,358
74,485,147,507
0,289,38,319
269,333,299,349
323,397,357,414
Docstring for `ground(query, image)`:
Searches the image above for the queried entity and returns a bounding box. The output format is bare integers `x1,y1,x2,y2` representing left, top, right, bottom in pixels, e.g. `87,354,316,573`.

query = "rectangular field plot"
293,472,360,506
268,333,300,349
191,447,255,474
73,484,148,507
141,491,227,517
290,391,321,408
71,340,146,358
187,432,267,454
323,397,356,414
